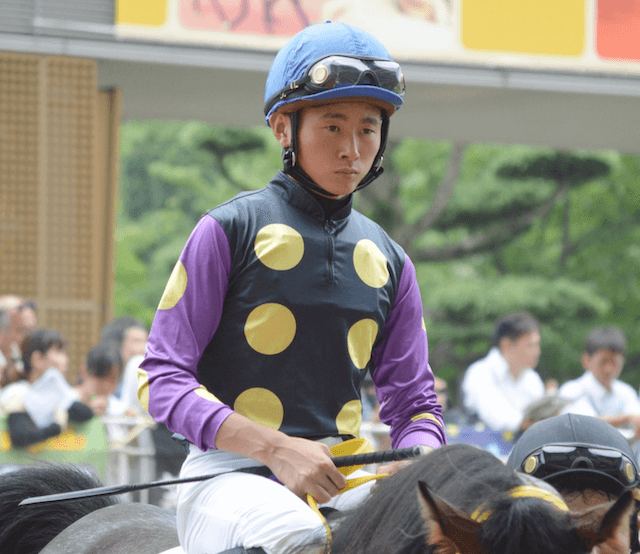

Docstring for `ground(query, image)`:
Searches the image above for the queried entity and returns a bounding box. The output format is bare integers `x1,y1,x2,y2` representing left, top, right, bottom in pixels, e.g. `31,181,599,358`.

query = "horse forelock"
477,493,588,554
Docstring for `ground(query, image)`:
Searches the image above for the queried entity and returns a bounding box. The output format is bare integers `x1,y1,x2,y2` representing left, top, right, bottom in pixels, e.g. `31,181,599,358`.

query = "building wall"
0,51,120,380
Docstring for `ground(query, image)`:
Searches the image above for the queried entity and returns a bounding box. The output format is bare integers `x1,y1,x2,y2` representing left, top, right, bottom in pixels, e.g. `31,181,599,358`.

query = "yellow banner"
115,0,640,73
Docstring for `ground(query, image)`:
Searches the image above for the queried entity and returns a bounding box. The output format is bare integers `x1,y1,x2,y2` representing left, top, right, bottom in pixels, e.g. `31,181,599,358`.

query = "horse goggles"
521,445,638,487
264,55,405,115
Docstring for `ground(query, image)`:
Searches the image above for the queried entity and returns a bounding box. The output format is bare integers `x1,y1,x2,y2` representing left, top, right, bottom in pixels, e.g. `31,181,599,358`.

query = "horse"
304,443,635,554
2,444,634,554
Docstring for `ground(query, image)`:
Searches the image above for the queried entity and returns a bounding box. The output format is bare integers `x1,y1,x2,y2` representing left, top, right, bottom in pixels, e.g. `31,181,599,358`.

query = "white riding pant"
176,445,375,554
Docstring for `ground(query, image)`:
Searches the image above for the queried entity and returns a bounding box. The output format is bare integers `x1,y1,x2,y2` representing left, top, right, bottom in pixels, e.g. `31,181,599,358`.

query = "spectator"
0,295,37,387
73,340,132,418
507,413,640,554
559,327,640,439
100,317,148,413
461,311,545,434
0,328,93,447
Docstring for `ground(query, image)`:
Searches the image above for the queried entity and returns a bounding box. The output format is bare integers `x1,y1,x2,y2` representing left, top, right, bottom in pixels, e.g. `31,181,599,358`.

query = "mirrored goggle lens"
522,445,637,484
306,56,405,95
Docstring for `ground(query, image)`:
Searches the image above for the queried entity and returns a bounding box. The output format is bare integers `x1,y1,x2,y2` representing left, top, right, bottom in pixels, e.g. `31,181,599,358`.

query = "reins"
305,438,392,549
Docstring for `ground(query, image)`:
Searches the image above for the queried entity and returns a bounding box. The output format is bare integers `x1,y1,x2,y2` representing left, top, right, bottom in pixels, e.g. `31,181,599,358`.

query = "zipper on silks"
324,220,335,283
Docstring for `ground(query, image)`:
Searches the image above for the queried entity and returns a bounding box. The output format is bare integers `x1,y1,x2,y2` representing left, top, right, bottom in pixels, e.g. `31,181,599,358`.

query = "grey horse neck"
39,503,180,554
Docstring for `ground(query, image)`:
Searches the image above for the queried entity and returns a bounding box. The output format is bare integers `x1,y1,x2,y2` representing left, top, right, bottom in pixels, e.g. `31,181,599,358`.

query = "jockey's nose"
340,132,360,161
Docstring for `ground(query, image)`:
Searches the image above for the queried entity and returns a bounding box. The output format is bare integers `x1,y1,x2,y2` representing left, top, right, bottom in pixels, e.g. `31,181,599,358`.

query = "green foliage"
497,151,611,184
114,120,640,400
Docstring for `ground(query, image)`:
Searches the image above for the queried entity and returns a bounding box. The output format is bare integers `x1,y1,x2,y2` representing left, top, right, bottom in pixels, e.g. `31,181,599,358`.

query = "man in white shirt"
559,327,640,438
461,311,545,434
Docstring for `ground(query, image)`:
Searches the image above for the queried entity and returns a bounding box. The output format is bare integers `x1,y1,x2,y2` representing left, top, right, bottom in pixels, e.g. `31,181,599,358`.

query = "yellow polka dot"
353,239,389,288
194,385,222,403
336,399,362,437
234,388,284,430
348,319,378,370
244,303,296,355
254,224,304,271
137,367,150,412
0,431,12,452
158,261,188,310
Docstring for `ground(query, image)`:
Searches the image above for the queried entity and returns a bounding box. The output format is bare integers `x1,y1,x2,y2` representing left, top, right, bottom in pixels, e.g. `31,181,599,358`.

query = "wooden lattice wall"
0,51,121,382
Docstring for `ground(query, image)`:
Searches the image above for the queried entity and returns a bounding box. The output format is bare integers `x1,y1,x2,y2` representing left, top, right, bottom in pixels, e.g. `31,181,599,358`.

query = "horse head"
418,470,635,554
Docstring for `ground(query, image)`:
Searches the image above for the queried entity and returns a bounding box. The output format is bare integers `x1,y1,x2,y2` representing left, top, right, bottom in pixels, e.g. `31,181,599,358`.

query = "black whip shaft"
19,445,427,506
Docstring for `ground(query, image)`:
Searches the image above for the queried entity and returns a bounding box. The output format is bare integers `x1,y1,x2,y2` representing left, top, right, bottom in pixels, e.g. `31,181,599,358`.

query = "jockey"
507,413,640,554
139,21,446,554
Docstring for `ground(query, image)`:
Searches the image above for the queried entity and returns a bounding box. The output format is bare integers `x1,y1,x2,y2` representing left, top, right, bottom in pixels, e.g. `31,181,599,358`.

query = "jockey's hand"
266,436,347,504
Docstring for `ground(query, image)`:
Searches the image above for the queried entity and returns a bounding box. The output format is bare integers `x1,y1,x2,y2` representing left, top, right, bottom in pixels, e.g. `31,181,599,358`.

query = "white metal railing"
101,414,156,503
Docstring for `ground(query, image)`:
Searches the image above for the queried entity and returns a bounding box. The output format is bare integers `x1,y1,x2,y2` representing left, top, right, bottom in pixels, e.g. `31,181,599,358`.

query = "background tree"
115,121,280,323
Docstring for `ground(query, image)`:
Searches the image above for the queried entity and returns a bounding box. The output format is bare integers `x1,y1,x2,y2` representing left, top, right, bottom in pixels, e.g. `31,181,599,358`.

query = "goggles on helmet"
520,445,638,488
264,55,405,116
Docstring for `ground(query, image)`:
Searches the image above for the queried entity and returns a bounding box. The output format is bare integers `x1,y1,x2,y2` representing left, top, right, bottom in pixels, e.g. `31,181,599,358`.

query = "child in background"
560,327,640,439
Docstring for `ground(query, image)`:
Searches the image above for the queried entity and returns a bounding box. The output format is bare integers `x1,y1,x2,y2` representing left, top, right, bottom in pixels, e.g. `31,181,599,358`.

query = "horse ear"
417,480,485,554
570,489,635,552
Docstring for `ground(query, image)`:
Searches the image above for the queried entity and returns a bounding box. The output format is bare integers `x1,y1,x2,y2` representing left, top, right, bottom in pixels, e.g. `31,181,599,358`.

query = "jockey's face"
272,100,383,198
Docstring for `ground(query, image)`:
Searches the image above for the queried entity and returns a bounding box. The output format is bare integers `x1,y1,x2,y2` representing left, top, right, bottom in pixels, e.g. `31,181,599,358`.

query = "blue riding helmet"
264,21,404,123
263,22,405,195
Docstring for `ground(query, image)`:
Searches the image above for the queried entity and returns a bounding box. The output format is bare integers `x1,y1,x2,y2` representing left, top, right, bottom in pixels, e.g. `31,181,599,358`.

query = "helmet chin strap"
282,111,390,198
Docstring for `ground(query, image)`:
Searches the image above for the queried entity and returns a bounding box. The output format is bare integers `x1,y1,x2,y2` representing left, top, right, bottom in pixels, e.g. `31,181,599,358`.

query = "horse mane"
0,463,117,554
301,444,589,554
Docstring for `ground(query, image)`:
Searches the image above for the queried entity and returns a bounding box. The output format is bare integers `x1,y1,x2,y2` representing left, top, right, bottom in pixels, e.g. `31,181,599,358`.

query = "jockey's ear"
417,481,484,554
570,489,634,552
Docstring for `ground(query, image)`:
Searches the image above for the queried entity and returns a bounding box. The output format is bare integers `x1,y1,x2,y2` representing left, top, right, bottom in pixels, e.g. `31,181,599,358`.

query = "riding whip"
19,445,427,506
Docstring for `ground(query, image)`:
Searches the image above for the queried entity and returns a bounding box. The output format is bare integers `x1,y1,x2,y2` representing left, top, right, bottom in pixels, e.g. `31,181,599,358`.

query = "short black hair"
21,328,66,378
100,317,146,350
584,327,627,356
86,340,123,378
492,311,538,346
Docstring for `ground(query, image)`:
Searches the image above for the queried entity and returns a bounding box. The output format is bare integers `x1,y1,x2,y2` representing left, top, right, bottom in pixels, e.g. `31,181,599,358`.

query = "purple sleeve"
370,255,447,449
139,215,235,451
